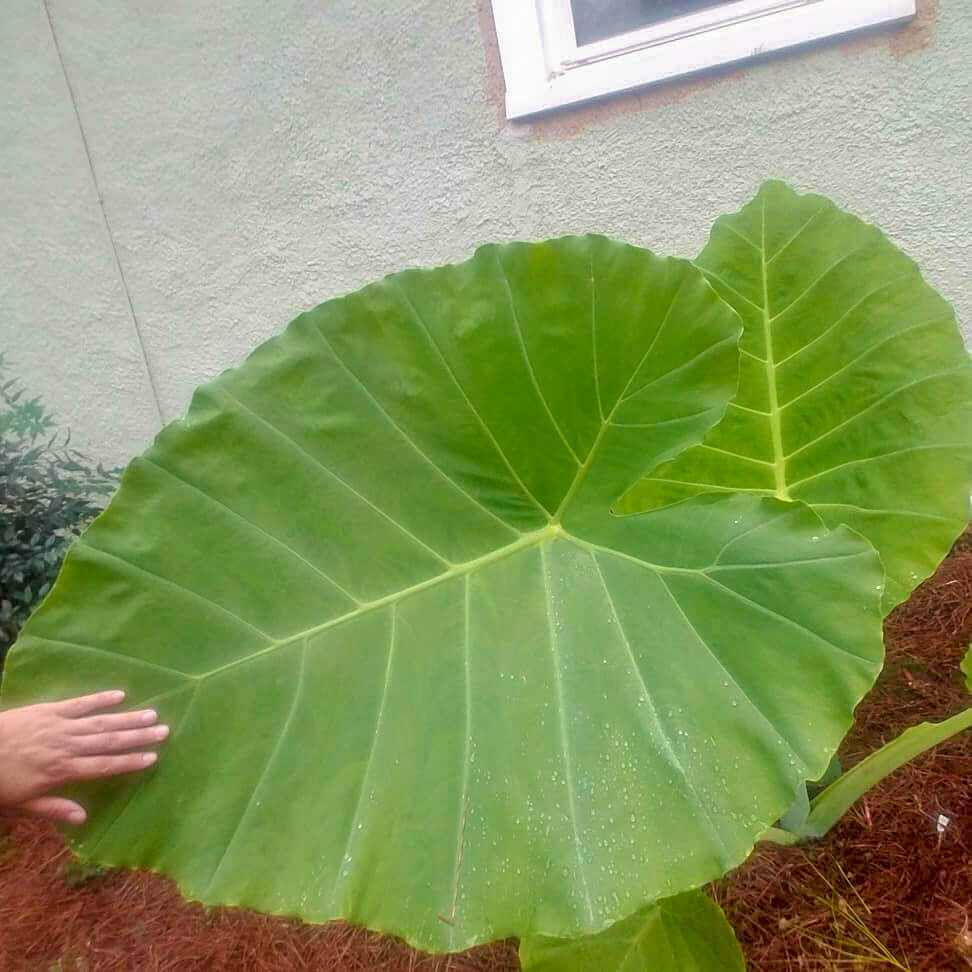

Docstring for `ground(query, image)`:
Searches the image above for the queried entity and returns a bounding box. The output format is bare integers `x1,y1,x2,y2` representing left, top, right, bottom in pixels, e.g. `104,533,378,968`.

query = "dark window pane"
571,0,732,46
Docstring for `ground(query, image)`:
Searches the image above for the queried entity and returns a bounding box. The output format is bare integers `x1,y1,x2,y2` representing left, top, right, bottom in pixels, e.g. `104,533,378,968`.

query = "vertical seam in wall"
42,0,166,427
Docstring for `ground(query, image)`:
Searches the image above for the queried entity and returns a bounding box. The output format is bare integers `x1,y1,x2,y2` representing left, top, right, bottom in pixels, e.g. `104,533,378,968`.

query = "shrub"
0,355,119,663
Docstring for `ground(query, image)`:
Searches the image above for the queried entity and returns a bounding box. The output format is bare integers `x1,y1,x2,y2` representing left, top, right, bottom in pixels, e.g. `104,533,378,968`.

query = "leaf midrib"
192,524,690,681
83,520,870,689
759,196,789,501
693,201,966,522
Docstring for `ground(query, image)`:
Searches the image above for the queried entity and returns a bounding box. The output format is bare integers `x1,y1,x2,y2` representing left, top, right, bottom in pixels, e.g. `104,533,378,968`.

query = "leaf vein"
618,333,738,408
720,223,761,253
710,516,782,566
640,478,769,495
811,502,958,523
789,443,970,490
768,242,873,323
77,541,274,643
310,326,518,537
774,272,919,368
590,251,604,421
333,606,398,895
86,682,200,857
609,405,716,430
540,544,594,923
204,638,308,895
697,444,774,467
590,553,730,864
219,388,450,565
700,269,764,315
445,574,473,943
778,317,953,411
654,572,805,767
552,275,694,517
703,573,874,664
495,253,582,465
26,635,191,680
764,207,826,265
141,457,363,605
706,552,867,572
388,279,553,519
783,370,967,460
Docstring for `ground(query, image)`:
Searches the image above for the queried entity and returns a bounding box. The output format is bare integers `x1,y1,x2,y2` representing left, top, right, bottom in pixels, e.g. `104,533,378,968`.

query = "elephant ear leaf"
621,181,972,611
519,890,745,972
0,235,883,953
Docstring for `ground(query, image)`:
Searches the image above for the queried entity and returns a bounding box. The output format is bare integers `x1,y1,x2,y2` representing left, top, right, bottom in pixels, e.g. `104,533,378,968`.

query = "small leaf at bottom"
519,890,745,971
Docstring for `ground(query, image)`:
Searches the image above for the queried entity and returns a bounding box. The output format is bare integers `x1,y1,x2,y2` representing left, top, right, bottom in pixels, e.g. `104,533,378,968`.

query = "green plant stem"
756,826,799,846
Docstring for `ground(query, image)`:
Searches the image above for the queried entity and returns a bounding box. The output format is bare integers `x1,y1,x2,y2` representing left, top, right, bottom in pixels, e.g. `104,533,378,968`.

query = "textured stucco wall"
0,0,162,463
1,0,969,465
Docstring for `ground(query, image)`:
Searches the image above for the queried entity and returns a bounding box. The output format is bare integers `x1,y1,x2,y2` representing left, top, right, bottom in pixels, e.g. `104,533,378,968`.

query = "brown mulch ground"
1,533,969,971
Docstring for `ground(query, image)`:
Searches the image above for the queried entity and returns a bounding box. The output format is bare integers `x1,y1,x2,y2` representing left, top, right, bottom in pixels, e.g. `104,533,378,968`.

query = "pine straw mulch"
1,531,969,971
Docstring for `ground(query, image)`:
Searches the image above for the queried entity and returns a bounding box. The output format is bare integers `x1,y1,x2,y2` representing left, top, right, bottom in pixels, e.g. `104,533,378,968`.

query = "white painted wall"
2,0,969,465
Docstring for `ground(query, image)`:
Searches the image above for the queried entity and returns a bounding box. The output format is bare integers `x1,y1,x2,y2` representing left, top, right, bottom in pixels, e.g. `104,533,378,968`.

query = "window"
572,1,729,45
491,0,916,119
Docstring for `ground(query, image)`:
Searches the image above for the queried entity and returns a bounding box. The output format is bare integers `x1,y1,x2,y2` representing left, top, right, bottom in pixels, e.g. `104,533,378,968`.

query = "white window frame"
492,0,915,119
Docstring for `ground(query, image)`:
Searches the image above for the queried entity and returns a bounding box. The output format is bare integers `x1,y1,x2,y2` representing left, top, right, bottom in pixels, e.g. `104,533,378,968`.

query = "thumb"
19,796,87,826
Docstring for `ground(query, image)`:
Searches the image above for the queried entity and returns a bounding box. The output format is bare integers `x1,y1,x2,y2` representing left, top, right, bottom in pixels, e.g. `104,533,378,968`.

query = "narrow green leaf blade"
0,236,884,952
801,707,972,839
519,891,745,972
621,181,972,611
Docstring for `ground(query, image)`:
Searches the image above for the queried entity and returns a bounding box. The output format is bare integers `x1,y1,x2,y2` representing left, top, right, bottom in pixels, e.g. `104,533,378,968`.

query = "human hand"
0,690,168,825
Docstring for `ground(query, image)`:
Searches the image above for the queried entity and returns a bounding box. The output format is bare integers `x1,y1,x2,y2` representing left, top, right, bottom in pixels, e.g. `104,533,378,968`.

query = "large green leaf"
1,236,884,952
519,890,745,971
621,181,972,610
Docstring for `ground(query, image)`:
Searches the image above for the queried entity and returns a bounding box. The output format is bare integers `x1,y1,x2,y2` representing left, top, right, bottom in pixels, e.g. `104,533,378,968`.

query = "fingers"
61,751,158,784
19,796,87,826
52,690,126,718
70,724,169,755
72,708,159,735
